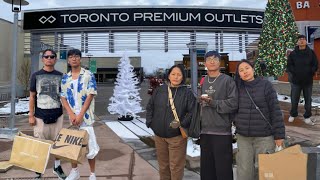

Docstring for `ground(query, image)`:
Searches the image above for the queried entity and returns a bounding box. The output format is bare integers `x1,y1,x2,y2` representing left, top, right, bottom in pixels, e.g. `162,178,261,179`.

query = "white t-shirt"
72,79,81,115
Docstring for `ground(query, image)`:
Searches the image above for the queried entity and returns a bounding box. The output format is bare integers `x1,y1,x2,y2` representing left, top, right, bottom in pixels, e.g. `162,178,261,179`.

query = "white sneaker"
89,174,96,180
288,116,295,123
66,169,80,180
304,118,315,125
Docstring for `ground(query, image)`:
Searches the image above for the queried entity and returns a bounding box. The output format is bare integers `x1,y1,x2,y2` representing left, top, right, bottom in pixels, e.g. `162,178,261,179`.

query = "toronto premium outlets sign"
23,7,264,30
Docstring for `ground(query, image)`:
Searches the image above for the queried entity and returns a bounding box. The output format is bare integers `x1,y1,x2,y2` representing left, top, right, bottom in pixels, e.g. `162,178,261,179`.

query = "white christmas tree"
108,54,144,120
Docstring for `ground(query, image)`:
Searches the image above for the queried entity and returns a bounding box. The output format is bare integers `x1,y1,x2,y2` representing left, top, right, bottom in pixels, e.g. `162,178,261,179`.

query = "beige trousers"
154,135,187,180
34,115,64,141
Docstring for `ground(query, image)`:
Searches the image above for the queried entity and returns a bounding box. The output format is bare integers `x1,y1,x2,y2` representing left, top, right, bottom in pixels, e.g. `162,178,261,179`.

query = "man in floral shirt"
61,49,99,180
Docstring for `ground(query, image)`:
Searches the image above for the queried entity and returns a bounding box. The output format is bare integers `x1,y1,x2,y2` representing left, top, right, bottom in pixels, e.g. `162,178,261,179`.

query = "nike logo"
52,143,69,149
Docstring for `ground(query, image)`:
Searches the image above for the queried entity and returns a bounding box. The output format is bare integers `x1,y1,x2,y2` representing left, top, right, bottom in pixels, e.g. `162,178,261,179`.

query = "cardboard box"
259,145,320,180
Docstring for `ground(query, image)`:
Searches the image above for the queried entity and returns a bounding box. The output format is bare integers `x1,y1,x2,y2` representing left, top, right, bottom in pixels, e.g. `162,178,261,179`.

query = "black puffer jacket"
287,46,318,86
146,84,196,138
234,78,285,140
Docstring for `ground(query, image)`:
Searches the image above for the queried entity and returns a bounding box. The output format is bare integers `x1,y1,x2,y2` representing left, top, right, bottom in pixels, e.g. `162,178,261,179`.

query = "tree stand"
118,115,134,121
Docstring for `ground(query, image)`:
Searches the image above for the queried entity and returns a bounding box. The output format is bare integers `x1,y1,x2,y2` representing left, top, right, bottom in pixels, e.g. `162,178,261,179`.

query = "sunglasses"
43,55,56,59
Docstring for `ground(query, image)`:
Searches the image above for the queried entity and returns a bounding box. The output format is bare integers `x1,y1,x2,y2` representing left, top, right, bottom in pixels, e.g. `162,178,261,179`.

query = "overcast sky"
0,0,267,74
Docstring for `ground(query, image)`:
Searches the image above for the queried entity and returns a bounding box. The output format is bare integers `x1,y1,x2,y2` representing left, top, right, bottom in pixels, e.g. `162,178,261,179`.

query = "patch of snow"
120,121,151,137
132,119,154,135
187,139,200,157
277,94,320,108
105,119,238,158
105,121,139,139
233,142,238,150
0,99,29,115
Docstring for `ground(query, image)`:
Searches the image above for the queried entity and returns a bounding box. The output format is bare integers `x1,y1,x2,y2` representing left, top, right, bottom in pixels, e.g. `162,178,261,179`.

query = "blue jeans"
290,83,312,118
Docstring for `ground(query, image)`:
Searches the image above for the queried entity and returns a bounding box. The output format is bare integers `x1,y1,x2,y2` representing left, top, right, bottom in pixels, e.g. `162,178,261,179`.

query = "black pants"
200,134,233,180
290,83,312,118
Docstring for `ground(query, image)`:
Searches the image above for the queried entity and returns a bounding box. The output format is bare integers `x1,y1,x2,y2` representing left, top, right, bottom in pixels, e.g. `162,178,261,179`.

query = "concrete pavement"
1,81,320,179
0,115,160,180
274,81,320,147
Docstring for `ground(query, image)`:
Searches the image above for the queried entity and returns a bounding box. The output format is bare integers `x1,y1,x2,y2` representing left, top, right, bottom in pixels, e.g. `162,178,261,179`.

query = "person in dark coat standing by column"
287,34,318,125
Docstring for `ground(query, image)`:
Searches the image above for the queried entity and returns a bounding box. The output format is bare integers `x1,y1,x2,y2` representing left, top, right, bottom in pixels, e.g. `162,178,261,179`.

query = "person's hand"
69,113,77,125
200,96,212,103
275,139,284,147
29,115,36,126
75,114,84,126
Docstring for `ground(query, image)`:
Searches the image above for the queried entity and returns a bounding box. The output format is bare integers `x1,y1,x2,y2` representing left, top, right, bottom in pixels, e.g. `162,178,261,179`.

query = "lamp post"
2,0,29,137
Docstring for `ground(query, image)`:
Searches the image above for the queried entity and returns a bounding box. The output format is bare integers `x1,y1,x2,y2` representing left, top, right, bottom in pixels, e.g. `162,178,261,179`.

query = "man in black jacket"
287,34,318,125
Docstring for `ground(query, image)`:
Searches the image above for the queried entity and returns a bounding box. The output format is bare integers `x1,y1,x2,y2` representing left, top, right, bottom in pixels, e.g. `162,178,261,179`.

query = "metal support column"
85,32,89,53
137,31,140,53
215,32,219,51
109,31,114,53
220,31,224,52
164,30,168,52
9,11,19,130
30,33,40,75
190,31,198,93
80,32,85,52
239,33,243,53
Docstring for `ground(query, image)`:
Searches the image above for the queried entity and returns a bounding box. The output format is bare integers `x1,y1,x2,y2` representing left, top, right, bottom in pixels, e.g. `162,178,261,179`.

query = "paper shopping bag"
50,128,88,164
9,132,52,174
259,145,308,180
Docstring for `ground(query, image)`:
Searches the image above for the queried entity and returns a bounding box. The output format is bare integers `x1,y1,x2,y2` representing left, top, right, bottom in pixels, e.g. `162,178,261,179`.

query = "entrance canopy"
23,6,264,53
23,6,264,91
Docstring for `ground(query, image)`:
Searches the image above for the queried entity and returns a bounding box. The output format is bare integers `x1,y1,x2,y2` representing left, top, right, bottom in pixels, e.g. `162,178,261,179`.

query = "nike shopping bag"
50,127,88,164
9,132,52,174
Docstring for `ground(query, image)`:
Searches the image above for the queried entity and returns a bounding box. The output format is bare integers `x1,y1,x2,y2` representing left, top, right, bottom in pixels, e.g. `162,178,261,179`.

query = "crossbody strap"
244,86,273,129
168,86,180,122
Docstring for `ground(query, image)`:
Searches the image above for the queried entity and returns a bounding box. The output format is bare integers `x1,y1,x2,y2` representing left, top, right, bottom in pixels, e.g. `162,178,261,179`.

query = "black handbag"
188,102,201,138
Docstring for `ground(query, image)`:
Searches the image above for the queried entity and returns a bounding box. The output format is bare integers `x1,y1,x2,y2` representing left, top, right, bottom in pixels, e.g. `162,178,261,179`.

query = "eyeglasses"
43,55,56,59
205,57,220,63
68,55,81,59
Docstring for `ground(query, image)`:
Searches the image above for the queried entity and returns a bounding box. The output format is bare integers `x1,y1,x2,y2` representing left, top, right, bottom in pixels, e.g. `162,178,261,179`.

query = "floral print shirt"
61,68,97,126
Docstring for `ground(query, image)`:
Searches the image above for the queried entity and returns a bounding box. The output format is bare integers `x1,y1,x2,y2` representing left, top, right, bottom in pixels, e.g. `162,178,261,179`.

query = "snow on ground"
0,98,29,115
105,121,139,139
105,118,238,158
187,139,200,157
277,94,320,108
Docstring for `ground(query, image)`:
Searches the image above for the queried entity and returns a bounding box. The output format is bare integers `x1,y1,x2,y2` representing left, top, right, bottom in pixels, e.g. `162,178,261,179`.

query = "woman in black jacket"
146,64,196,180
234,60,285,180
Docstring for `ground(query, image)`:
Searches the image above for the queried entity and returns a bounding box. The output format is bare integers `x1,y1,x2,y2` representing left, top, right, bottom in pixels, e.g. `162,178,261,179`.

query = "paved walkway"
0,115,159,180
1,82,320,180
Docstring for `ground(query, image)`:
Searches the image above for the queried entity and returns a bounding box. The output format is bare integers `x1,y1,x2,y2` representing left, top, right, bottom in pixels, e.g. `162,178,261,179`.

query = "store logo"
39,15,56,24
296,1,310,9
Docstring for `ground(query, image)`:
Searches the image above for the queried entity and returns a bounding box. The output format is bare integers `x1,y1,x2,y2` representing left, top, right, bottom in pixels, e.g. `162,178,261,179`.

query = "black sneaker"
53,165,67,180
35,172,42,179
